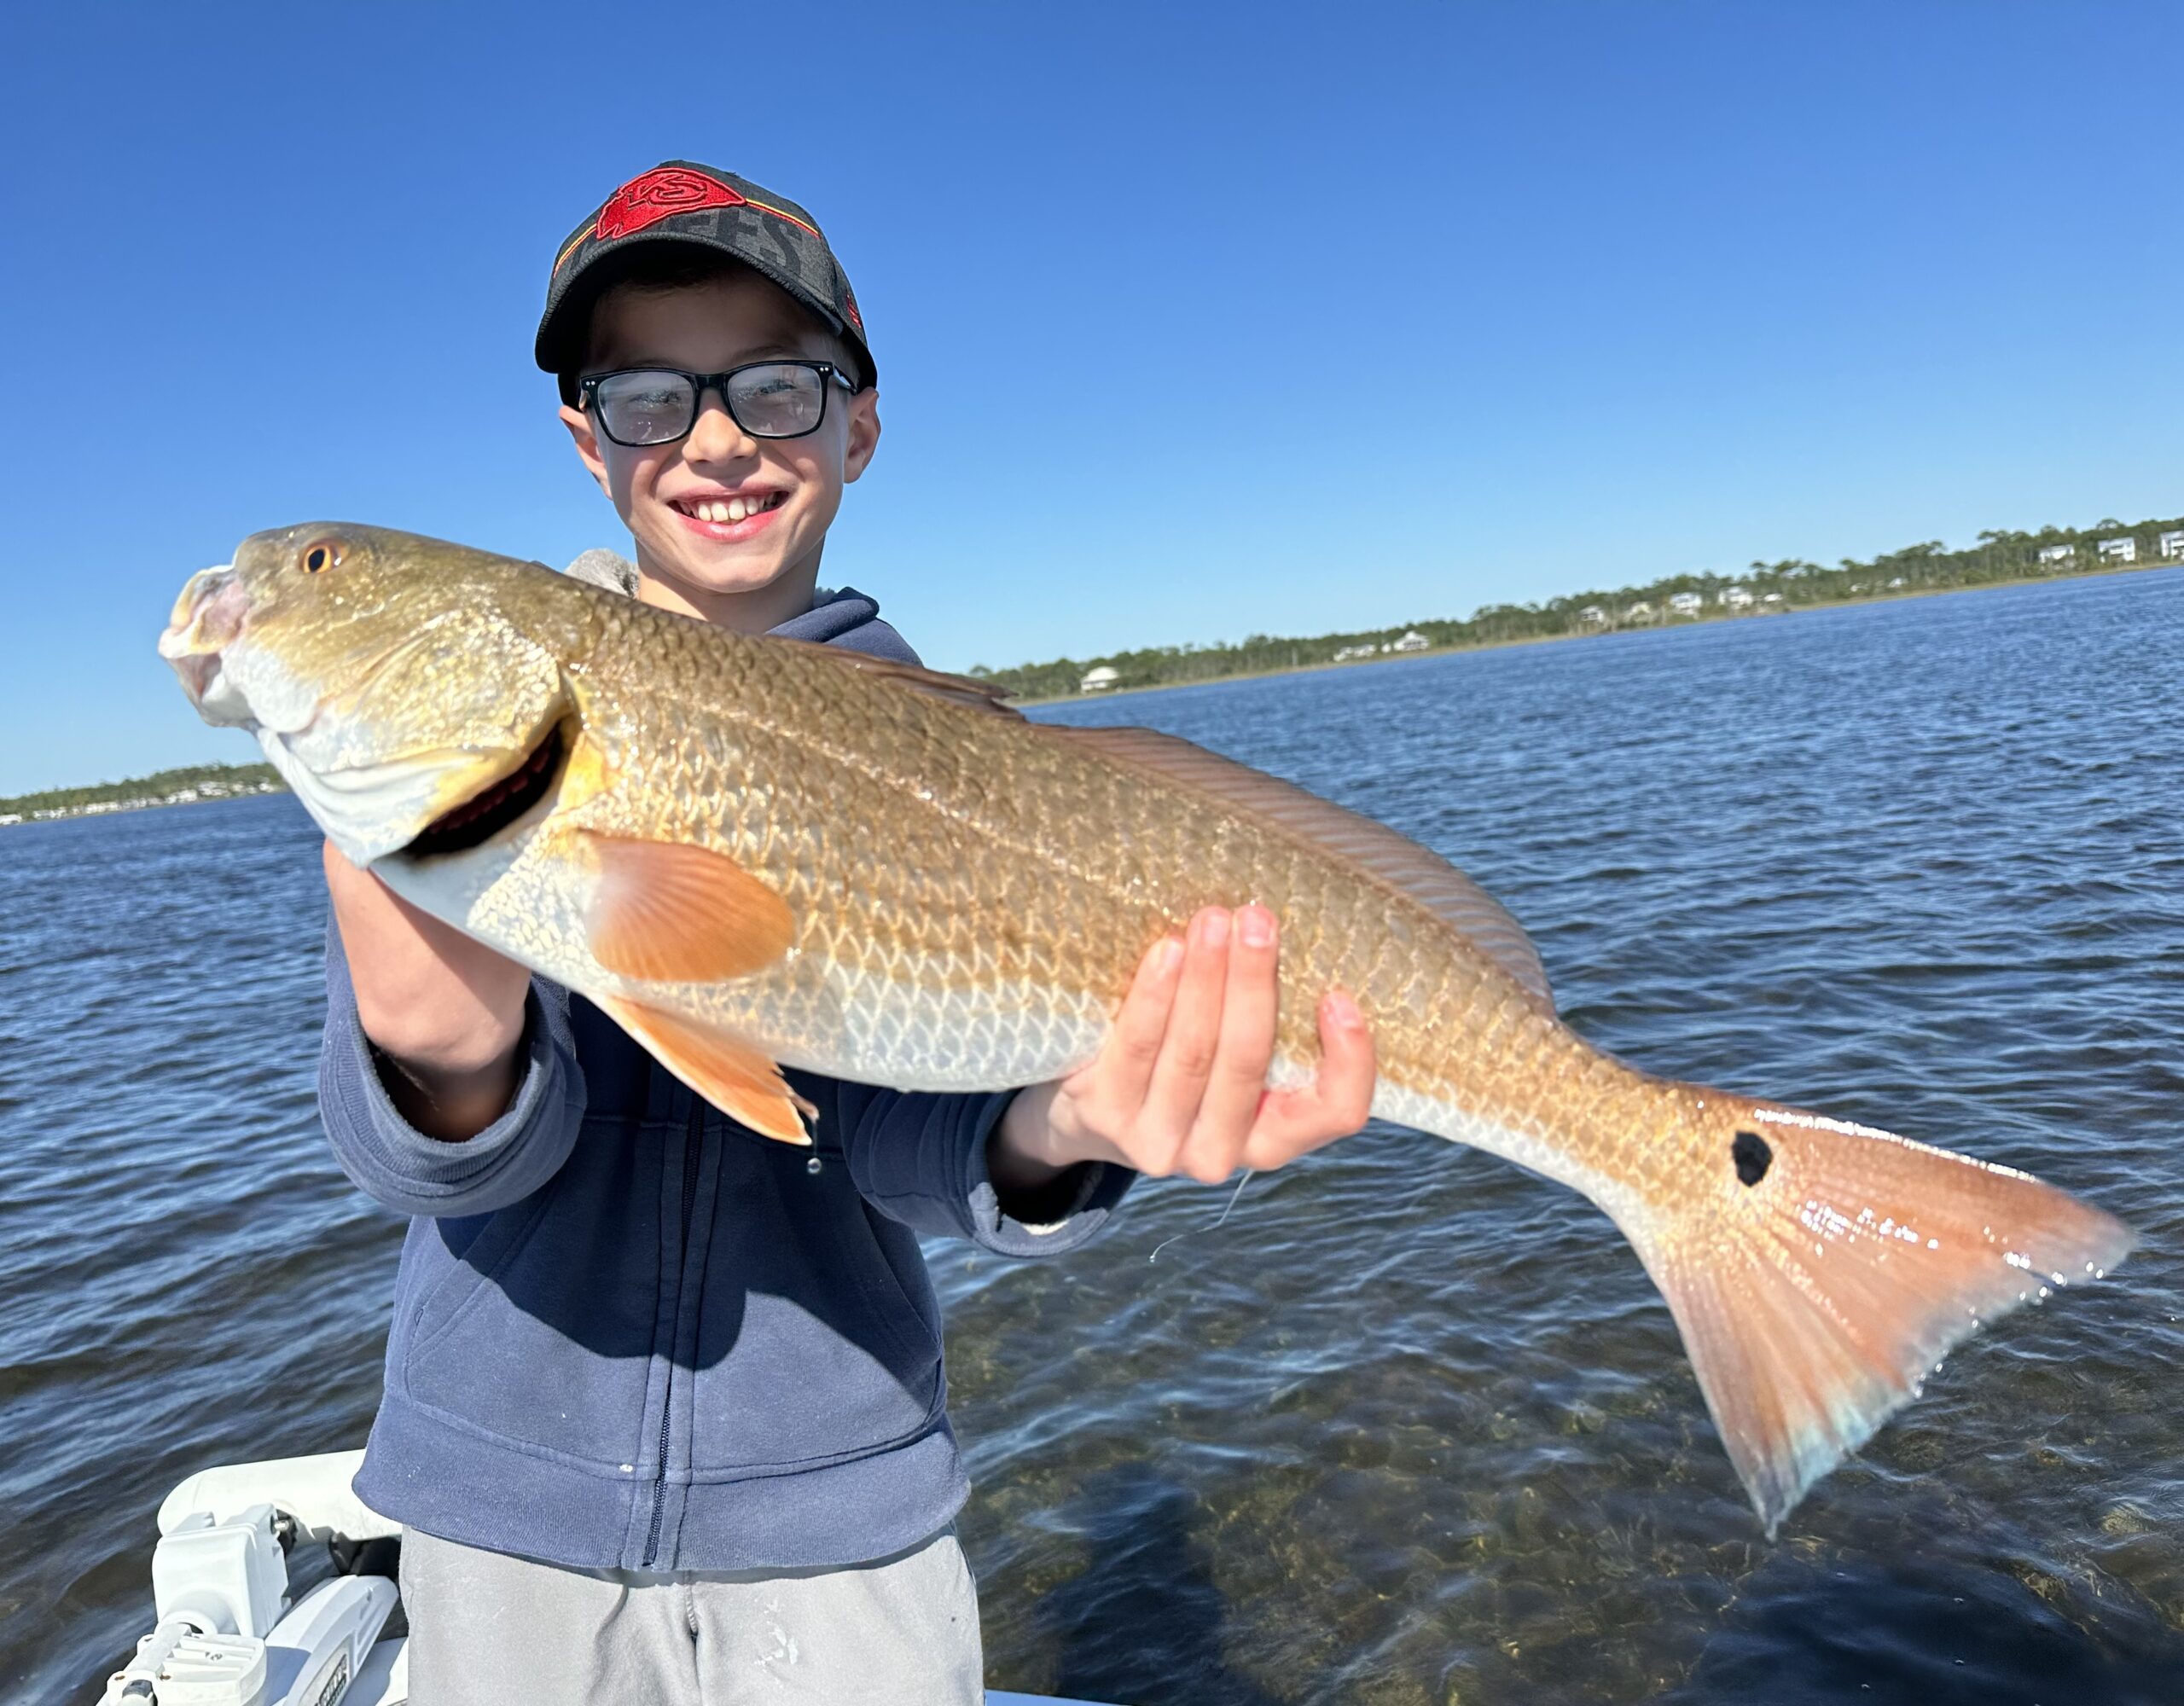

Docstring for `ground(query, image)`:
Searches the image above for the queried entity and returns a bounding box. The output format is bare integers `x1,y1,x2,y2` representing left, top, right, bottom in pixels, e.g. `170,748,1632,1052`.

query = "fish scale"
160,521,2135,1537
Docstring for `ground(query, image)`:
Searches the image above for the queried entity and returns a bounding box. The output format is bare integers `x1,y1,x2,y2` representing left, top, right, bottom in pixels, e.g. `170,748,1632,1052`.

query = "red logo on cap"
595,167,745,240
842,284,863,331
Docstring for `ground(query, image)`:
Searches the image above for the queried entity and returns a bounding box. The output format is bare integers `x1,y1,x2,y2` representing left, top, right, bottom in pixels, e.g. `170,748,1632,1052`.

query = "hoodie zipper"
642,1094,705,1569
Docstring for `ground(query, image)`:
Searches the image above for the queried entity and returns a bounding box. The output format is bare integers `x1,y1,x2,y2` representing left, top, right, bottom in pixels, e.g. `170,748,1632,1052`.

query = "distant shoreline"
11,556,2167,817
0,766,283,828
1010,557,2164,709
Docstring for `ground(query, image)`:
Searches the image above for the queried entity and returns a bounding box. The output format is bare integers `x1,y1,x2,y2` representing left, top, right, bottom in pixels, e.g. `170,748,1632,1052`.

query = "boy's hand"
323,842,532,1141
990,906,1377,1202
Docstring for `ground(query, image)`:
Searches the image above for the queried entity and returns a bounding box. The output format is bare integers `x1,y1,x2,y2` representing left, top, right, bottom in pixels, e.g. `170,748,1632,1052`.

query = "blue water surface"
2,571,2178,1703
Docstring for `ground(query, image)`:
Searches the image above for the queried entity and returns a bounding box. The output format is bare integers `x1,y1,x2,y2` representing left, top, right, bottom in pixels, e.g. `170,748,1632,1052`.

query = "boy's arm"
324,843,531,1138
320,843,588,1216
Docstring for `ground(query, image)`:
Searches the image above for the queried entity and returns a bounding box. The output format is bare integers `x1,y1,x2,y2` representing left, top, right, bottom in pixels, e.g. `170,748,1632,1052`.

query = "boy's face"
559,266,880,630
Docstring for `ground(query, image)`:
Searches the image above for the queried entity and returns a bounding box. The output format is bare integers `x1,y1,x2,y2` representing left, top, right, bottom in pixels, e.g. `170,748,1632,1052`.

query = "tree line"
0,762,284,821
965,514,2182,701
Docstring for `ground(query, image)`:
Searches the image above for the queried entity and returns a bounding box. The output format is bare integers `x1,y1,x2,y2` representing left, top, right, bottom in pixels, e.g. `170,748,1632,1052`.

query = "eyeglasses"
579,362,861,447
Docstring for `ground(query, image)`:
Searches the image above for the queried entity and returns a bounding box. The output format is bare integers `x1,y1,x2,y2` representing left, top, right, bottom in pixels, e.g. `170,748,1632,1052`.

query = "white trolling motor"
100,1453,403,1706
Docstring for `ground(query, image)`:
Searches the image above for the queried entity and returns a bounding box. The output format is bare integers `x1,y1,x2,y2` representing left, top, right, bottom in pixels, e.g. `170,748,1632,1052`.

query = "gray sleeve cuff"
961,1093,1135,1258
318,929,587,1218
839,1085,1134,1257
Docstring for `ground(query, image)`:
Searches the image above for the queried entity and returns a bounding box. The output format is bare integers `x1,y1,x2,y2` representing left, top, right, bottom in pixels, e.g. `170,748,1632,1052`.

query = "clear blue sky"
3,1,2180,795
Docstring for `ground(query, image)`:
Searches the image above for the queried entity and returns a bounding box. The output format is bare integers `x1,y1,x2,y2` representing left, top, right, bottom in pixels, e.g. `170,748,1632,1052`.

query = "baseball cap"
536,161,874,397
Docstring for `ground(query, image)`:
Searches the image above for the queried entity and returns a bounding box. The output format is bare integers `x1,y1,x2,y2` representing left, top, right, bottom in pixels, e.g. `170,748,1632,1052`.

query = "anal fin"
596,994,814,1145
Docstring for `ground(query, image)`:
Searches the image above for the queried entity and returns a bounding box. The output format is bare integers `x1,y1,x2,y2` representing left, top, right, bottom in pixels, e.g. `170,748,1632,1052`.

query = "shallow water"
3,571,2180,1703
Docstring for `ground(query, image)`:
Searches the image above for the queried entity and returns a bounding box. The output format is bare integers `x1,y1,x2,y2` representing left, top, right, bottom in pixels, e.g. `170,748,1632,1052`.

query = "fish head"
160,522,574,866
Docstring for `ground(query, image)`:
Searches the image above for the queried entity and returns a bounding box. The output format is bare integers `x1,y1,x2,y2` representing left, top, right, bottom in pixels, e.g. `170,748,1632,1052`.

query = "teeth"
687,496,778,525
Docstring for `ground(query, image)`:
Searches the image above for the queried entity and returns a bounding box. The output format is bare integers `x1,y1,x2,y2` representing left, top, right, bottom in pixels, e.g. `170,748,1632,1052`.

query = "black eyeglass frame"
578,361,863,447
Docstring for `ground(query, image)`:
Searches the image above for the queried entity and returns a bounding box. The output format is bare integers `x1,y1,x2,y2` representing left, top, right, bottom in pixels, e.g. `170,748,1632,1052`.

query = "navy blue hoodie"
320,576,1133,1571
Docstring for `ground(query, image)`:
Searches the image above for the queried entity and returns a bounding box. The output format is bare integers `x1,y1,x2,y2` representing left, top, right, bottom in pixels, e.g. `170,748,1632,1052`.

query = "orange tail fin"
1622,1104,2132,1535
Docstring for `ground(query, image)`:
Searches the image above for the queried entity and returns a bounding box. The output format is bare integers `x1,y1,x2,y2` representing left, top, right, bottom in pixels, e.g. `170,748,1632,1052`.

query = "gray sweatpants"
398,1524,983,1705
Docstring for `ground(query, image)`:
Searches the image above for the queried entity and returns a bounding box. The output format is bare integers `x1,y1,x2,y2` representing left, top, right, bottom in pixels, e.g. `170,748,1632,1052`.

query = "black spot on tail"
1732,1129,1773,1187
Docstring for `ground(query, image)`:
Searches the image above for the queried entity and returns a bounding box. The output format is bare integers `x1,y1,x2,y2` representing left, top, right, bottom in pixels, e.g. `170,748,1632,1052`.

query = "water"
4,571,2180,1703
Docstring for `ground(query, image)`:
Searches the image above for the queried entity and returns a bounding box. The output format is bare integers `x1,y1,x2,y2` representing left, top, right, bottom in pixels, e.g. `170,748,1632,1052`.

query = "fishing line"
1149,1168,1257,1263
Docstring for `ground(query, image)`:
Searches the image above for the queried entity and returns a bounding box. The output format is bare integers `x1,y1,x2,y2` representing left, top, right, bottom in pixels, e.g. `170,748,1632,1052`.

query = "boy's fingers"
1177,905,1280,1183
1139,908,1234,1155
1240,989,1377,1171
1092,932,1187,1117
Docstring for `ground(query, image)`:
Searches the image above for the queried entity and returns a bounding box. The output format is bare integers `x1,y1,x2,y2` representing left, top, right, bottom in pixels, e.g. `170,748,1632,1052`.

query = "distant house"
1761,592,1785,606
1388,630,1430,653
2161,530,2184,560
1719,585,1753,610
2098,536,2137,564
1887,577,1906,589
1668,592,1704,617
2037,543,2076,568
1623,601,1654,620
1578,605,1607,625
1331,642,1377,662
1079,665,1120,693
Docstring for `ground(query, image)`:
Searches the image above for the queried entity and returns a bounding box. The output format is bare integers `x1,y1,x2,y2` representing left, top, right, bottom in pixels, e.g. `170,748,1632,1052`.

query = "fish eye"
300,539,343,574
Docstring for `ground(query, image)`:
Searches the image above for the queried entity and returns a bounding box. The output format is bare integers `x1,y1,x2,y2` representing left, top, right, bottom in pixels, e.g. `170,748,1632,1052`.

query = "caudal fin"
1620,1103,2132,1535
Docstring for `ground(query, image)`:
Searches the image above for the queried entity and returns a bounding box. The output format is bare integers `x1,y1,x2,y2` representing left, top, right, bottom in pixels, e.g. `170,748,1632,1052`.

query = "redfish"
160,522,2132,1533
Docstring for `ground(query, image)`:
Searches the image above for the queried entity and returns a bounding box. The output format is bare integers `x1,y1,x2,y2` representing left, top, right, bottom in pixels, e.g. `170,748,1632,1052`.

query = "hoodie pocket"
402,1118,666,1468
689,1134,945,1476
399,1192,555,1367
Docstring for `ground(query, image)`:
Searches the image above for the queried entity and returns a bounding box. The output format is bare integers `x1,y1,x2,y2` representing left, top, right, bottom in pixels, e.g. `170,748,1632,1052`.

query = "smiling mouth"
401,723,566,859
672,492,788,525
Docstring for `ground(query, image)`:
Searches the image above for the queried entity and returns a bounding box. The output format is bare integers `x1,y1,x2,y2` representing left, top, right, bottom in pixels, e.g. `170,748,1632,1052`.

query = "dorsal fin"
1061,724,1553,1008
748,642,1550,1003
766,637,1025,715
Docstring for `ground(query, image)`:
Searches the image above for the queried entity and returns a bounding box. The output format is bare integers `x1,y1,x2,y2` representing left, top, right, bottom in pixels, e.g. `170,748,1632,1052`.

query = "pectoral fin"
595,995,816,1145
584,833,794,984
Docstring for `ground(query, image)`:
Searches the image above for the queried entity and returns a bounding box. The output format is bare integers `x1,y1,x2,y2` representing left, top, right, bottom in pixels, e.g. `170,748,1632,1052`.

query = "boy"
320,160,1376,1705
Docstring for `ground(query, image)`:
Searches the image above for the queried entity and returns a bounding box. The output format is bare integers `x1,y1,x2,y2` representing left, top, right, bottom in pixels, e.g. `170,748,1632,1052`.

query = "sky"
3,1,2181,795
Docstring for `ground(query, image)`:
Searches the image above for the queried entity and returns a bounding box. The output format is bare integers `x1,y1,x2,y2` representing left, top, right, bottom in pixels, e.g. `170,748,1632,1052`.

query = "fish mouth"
171,650,225,707
399,722,568,859
160,566,256,726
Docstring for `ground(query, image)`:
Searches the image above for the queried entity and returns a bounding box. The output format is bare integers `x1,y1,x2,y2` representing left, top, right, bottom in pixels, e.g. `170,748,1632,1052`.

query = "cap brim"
534,228,866,384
